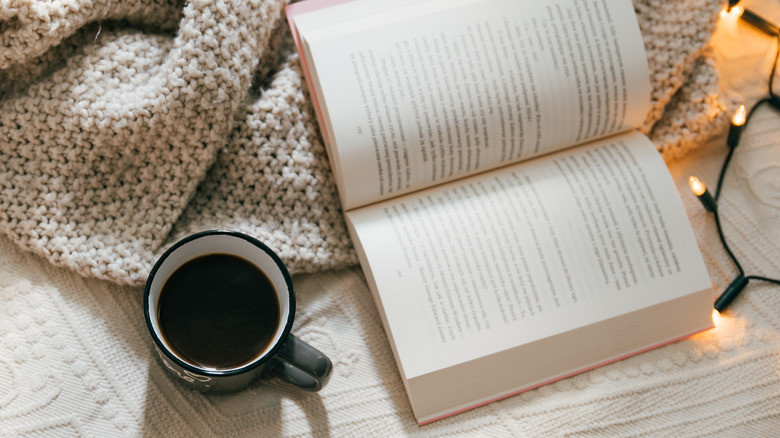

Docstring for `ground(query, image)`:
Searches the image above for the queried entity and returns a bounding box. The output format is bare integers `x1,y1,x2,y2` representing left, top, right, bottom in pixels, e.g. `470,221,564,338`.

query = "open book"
287,0,714,425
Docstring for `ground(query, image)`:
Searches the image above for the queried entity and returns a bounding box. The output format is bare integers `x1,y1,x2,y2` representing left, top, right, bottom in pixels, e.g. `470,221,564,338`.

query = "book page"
345,131,711,379
296,0,651,209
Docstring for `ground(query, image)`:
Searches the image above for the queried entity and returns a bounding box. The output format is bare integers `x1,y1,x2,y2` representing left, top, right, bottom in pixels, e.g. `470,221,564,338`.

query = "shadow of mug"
143,230,333,394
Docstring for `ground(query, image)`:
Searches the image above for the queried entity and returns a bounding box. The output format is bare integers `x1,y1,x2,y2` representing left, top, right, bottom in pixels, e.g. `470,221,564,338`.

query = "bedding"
4,0,780,436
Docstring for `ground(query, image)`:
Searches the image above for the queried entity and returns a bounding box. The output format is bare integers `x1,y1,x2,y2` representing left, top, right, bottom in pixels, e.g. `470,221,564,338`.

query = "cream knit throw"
0,0,726,286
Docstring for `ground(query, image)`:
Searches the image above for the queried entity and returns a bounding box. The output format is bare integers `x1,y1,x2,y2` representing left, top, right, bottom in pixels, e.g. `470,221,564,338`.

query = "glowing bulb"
712,309,722,326
731,104,747,126
728,104,747,147
688,176,707,197
720,5,743,19
718,5,743,36
689,176,717,212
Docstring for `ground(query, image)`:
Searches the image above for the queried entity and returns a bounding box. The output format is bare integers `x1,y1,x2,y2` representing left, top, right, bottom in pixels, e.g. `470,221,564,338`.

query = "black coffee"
157,253,281,370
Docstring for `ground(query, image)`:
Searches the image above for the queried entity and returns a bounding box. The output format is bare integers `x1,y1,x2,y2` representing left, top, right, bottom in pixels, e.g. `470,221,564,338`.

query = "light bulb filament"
689,176,707,197
720,5,743,19
732,104,747,126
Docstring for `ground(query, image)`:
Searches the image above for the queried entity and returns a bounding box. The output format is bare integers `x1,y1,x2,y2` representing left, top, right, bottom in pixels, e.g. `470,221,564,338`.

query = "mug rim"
143,229,296,377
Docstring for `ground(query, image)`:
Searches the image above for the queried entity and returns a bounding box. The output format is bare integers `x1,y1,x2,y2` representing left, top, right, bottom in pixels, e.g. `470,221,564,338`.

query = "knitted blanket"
1,0,726,286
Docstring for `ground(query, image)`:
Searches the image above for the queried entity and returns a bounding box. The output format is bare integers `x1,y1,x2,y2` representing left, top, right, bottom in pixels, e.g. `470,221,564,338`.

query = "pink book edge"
285,0,358,145
418,325,714,425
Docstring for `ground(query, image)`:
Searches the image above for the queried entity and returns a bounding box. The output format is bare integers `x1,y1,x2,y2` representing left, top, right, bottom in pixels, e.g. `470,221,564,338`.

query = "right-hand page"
345,130,711,380
302,0,651,210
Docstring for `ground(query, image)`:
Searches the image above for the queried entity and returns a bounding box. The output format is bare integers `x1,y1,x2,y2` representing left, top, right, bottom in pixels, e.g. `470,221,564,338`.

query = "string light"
690,5,780,313
714,275,749,313
726,104,746,147
720,5,742,19
688,176,717,213
711,308,723,324
719,6,743,36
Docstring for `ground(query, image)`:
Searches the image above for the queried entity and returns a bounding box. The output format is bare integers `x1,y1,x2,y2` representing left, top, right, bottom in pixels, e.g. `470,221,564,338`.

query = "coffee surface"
158,253,280,370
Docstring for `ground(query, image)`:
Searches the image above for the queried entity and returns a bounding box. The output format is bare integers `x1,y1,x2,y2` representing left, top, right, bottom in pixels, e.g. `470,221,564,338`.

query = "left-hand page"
288,0,650,210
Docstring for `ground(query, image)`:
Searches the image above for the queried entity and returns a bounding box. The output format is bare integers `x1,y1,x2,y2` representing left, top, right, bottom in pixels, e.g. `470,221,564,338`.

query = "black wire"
714,35,778,201
714,146,736,201
710,31,780,298
770,34,780,99
747,275,780,286
715,97,772,201
712,207,745,276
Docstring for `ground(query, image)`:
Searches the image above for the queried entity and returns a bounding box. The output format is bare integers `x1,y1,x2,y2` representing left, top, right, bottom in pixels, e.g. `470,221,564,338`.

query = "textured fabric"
0,131,779,436
1,0,725,286
3,0,780,436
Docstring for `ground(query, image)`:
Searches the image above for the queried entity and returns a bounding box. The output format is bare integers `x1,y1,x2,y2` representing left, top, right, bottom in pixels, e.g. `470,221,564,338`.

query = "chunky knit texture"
4,1,780,437
1,0,726,286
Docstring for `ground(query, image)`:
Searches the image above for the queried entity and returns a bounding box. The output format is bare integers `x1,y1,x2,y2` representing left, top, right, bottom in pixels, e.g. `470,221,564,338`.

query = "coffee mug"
143,230,332,393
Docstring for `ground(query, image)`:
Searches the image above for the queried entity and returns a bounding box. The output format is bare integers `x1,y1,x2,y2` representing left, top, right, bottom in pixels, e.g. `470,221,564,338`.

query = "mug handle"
268,334,333,391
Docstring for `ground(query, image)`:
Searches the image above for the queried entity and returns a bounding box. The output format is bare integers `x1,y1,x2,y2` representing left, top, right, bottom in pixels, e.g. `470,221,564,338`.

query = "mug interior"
146,232,292,372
